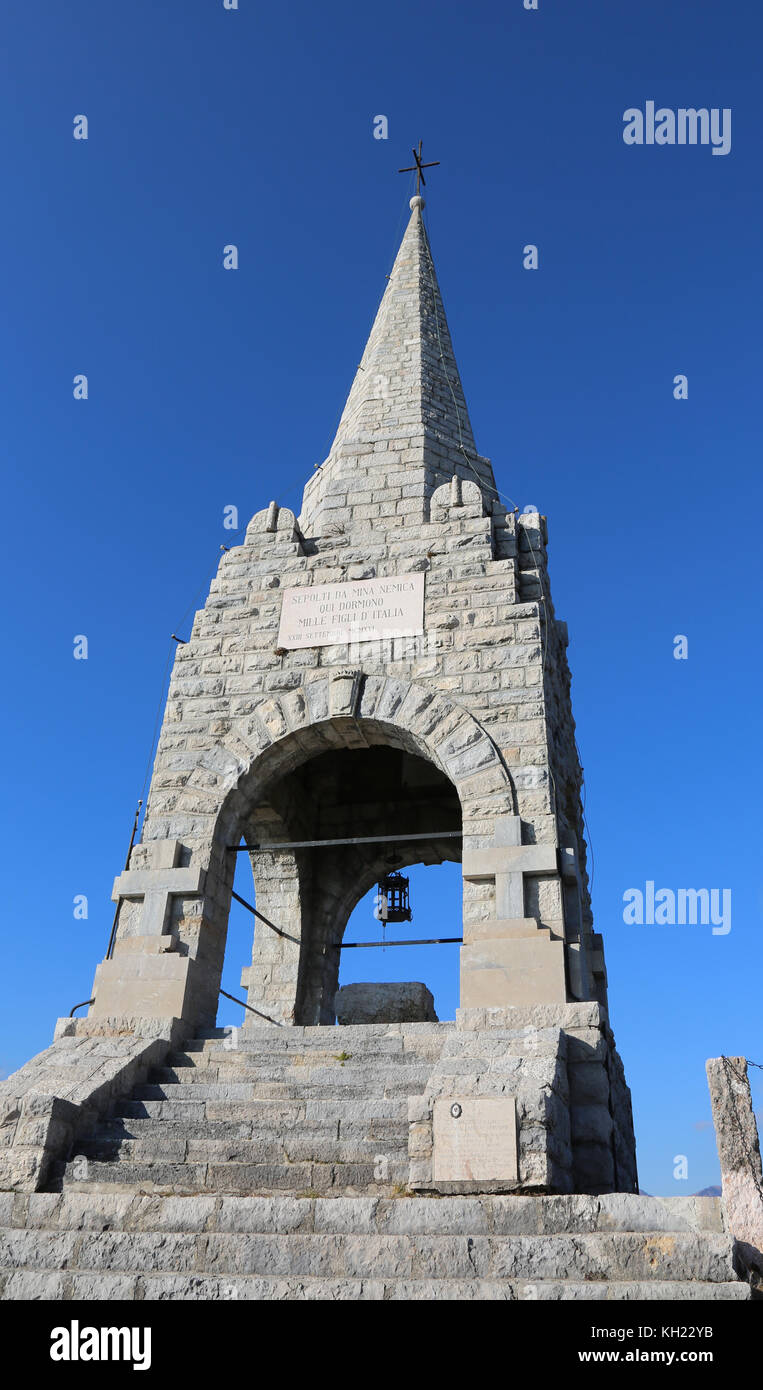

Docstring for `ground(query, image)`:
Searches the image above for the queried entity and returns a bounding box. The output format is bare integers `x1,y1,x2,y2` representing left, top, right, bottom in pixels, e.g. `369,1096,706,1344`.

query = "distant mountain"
637,1186,722,1197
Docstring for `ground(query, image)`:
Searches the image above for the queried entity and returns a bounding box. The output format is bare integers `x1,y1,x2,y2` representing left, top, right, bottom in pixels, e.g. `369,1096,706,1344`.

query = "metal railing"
219,988,282,1026
69,998,95,1017
227,830,462,853
337,936,462,949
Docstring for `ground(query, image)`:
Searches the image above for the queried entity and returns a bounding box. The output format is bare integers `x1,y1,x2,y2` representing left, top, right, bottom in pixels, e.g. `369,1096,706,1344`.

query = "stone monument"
0,188,752,1301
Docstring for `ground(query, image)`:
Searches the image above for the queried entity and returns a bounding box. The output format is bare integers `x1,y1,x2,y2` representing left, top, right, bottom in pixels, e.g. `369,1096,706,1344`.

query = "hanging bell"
373,871,412,924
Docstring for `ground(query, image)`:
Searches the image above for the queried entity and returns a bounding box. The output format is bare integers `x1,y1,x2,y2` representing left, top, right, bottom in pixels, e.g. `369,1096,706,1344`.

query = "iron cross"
398,140,440,195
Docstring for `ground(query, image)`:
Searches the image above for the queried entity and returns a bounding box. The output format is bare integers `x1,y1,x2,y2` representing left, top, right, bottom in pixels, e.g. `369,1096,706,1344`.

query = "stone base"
0,1017,181,1193
409,1022,571,1193
460,931,567,1009
89,943,205,1022
406,1004,639,1196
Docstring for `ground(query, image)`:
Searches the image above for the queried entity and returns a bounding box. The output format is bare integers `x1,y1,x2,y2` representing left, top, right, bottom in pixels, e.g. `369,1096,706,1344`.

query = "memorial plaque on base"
432,1096,518,1183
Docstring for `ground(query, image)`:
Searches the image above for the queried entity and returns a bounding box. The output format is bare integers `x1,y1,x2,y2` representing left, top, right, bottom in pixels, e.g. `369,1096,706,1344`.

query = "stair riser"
113,1100,408,1124
60,1160,408,1192
1,1193,730,1239
174,1042,443,1061
0,1230,738,1283
190,1024,452,1044
90,1120,407,1147
201,1045,445,1062
0,1269,750,1301
133,1081,427,1101
150,1066,432,1086
73,1137,408,1164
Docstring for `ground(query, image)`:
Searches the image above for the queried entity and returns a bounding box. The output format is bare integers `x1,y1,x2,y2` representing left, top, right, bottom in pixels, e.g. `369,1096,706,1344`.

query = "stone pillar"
89,839,207,1021
706,1055,763,1275
240,845,307,1027
460,815,567,1008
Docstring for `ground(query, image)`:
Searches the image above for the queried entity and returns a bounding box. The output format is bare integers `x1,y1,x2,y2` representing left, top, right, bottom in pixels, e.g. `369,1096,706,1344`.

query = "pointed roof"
299,195,497,535
328,196,476,460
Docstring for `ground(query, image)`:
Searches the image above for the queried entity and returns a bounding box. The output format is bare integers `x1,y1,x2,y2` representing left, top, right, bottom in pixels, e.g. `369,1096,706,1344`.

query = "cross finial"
398,140,440,198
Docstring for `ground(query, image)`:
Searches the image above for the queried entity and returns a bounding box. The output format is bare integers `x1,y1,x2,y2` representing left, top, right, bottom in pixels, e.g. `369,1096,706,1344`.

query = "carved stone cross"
462,815,557,918
112,839,205,937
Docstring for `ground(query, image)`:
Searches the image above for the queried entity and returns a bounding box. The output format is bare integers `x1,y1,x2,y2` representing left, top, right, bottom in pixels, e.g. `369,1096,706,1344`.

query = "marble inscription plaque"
432,1096,518,1182
277,572,425,650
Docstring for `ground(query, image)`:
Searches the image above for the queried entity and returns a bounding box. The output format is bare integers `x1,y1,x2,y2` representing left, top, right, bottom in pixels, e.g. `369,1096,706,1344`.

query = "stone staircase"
53,1023,446,1197
0,1190,750,1300
0,1024,752,1300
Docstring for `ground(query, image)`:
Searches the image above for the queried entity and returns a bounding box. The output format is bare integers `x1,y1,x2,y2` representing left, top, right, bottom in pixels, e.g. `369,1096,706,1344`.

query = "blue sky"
1,0,761,1196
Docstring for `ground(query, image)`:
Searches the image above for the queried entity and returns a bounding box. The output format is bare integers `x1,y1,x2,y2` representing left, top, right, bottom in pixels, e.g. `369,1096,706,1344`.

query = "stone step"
112,1098,409,1125
149,1063,432,1086
174,1032,434,1049
0,1270,750,1301
131,1079,427,1102
59,1158,405,1194
0,1226,740,1283
161,1062,437,1083
0,1192,730,1238
192,1024,453,1044
90,1117,408,1147
73,1135,408,1165
175,1037,438,1056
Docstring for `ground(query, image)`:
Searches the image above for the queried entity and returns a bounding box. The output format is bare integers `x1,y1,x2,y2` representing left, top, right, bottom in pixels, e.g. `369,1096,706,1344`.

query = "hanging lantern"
373,872,412,924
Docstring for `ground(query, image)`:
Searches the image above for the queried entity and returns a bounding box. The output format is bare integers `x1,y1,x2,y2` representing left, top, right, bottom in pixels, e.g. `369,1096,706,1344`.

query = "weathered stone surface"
706,1055,763,1273
0,1170,750,1301
334,983,437,1025
0,1020,180,1193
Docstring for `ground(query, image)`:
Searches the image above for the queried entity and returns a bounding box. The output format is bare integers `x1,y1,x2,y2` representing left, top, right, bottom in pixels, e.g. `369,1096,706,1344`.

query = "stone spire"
299,196,496,536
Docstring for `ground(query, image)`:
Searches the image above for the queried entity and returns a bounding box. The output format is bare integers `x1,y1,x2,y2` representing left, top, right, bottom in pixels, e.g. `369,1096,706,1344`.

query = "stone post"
706,1055,763,1275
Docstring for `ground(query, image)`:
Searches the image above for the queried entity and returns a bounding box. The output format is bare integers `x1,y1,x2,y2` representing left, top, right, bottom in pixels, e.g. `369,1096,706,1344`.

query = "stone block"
90,952,197,1021
462,918,542,942
334,983,438,1025
462,845,557,878
460,936,567,1008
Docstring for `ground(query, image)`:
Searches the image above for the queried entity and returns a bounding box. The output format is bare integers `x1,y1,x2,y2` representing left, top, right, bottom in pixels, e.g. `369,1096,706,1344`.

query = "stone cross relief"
111,839,205,939
461,815,557,920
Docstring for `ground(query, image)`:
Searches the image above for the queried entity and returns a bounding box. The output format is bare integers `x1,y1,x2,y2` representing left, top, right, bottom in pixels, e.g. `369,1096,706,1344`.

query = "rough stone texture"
0,1018,180,1192
706,1055,763,1275
454,1005,638,1195
410,1025,569,1192
335,983,437,1025
2,1020,627,1204
0,1189,750,1301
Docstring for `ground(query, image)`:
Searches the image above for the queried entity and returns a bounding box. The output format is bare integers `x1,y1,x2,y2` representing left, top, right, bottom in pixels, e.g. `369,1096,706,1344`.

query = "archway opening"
226,740,463,1026
339,860,463,1022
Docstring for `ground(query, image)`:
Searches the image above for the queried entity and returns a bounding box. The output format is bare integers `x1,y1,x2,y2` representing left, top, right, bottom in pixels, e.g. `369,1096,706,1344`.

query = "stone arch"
165,673,516,1028
301,835,462,1025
